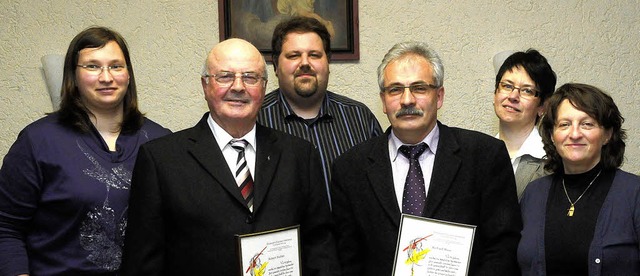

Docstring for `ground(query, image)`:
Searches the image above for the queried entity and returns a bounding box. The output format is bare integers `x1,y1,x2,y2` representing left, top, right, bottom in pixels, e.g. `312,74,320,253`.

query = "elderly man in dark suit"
120,38,339,275
331,41,522,275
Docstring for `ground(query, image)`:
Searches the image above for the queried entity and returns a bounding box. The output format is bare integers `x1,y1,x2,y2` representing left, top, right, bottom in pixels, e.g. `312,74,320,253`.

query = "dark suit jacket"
121,113,340,275
331,122,522,276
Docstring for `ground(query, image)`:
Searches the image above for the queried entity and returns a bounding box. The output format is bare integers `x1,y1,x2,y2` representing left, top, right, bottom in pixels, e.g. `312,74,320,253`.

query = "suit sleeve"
120,144,165,275
329,155,365,275
475,140,522,276
300,144,341,276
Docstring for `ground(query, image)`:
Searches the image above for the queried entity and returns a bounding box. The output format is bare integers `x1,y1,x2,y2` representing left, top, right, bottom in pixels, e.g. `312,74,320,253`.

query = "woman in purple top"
0,27,170,275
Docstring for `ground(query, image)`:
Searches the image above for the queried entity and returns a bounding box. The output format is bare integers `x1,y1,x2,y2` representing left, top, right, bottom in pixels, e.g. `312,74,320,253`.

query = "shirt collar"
495,127,545,160
276,89,332,121
389,124,440,161
207,115,257,151
519,127,545,159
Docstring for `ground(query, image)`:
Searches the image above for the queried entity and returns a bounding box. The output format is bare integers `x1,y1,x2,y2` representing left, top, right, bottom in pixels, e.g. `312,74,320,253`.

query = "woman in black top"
517,83,640,275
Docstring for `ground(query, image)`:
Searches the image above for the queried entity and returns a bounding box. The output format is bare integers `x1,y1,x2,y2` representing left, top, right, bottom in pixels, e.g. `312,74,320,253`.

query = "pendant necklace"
561,170,602,217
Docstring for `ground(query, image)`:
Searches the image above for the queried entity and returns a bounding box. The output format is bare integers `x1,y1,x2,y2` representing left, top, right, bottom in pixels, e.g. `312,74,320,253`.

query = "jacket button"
245,214,254,224
595,258,601,264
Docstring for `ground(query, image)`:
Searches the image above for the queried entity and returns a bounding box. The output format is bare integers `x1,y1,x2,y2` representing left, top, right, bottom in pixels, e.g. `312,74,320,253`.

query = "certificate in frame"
237,225,301,276
392,215,476,276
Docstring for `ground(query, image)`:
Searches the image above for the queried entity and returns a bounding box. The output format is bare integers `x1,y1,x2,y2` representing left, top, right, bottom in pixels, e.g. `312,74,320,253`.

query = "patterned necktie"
230,139,254,210
399,143,428,216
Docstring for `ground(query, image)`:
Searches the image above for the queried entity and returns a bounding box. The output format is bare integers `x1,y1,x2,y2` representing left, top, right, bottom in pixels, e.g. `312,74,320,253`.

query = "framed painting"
218,0,359,61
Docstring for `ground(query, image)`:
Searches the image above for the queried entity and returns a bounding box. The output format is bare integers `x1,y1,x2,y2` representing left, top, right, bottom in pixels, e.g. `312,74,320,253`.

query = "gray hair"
377,41,444,91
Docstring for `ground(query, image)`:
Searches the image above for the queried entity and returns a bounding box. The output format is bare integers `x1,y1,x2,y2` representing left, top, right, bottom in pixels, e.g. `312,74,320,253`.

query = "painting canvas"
219,0,359,61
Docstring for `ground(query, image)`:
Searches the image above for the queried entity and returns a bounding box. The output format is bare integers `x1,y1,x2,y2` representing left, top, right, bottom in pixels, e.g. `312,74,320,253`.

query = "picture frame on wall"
218,0,360,61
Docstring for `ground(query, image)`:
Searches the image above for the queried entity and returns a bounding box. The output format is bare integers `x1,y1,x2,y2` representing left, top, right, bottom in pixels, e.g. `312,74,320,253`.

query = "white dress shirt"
207,115,257,178
496,127,545,172
388,125,440,210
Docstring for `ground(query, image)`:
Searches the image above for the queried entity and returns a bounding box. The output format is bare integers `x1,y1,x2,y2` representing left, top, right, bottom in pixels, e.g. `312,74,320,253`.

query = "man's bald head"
204,38,267,81
200,38,268,138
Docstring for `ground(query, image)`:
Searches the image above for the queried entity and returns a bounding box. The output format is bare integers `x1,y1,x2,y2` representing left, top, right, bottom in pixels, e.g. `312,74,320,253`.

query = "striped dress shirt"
258,89,383,204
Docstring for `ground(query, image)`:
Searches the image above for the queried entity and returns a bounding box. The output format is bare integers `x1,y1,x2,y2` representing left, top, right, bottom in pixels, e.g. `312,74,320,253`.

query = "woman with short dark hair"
493,49,557,199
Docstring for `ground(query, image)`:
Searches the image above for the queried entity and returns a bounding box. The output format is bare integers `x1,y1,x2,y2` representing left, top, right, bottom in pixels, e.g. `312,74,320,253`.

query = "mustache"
395,107,424,117
294,65,316,76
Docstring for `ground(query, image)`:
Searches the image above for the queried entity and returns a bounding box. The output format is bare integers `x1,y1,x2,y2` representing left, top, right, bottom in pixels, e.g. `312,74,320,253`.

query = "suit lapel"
252,125,279,213
367,132,402,227
187,114,247,208
515,156,543,196
424,123,461,217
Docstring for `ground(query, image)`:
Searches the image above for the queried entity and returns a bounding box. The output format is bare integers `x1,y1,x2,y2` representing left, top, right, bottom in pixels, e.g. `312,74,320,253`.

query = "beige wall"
1,0,639,173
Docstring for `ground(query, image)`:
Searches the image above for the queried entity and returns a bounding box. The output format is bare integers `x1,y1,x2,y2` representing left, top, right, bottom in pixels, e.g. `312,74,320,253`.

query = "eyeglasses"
497,82,539,99
383,83,439,96
203,72,266,87
77,64,127,75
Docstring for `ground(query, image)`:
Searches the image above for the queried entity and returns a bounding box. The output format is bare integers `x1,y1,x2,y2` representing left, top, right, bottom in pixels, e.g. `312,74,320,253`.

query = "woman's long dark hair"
58,26,143,134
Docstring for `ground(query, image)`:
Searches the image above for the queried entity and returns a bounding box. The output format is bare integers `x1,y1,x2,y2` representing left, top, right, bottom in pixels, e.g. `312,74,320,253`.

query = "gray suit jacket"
515,155,547,200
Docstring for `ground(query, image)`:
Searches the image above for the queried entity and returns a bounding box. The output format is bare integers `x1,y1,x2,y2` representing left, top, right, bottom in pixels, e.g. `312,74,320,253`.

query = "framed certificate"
237,225,301,276
392,215,476,276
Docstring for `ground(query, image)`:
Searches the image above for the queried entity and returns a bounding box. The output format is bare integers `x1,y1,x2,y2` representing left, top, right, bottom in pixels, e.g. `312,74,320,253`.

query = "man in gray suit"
331,41,522,275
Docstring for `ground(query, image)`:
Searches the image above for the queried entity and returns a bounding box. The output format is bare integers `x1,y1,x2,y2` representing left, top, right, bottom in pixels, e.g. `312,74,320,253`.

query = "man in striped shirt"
258,16,382,205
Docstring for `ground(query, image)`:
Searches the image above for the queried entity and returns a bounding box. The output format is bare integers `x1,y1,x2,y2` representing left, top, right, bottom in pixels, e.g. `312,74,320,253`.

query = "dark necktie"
230,139,254,210
399,143,428,216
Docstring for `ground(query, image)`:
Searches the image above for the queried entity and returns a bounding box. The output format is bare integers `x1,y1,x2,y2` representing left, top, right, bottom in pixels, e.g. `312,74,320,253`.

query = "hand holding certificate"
393,215,476,276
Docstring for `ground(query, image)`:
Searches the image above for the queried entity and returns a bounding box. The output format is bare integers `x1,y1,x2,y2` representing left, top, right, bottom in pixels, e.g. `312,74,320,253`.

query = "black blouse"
544,163,615,275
